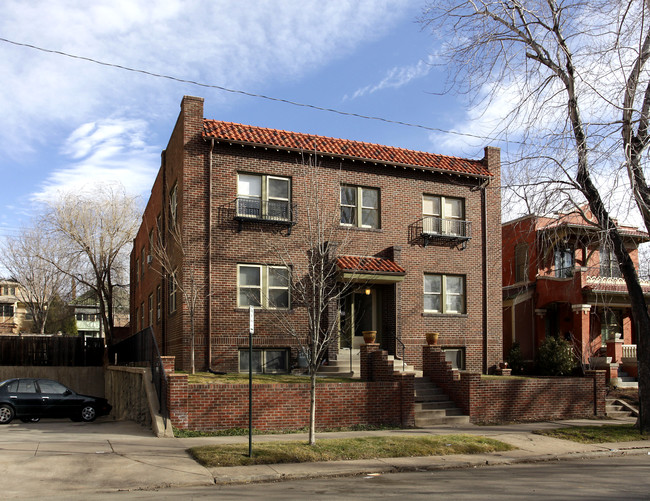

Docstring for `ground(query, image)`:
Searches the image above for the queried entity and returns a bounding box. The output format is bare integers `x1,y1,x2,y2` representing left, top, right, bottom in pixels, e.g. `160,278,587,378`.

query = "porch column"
571,304,591,366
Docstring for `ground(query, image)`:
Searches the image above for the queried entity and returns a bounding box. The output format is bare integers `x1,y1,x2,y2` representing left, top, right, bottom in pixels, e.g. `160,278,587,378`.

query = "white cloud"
32,118,158,201
0,0,414,158
348,54,437,100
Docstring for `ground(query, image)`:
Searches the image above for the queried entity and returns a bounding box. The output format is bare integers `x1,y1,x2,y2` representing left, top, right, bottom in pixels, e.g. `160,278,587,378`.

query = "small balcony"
233,197,298,234
409,216,471,249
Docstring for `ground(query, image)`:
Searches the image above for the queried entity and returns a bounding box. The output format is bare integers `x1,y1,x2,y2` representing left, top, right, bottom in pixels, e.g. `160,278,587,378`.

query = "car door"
36,379,81,418
11,379,44,417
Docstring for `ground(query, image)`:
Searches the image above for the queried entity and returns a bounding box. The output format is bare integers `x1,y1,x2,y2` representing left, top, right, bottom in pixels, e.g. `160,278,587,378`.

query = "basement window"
442,348,465,370
239,348,289,374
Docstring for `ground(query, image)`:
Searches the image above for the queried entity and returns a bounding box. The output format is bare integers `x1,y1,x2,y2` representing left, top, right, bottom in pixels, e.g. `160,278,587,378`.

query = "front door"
340,289,378,350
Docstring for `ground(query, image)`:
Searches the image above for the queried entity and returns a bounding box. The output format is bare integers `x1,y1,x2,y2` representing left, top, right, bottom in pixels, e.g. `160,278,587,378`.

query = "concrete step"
415,401,459,411
606,398,639,418
415,414,470,426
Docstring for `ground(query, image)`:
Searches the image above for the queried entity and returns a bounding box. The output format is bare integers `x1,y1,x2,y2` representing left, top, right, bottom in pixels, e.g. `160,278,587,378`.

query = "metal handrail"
396,337,406,371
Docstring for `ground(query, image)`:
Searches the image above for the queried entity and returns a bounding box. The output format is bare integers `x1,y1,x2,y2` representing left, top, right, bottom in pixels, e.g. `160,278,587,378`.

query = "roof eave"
204,136,492,180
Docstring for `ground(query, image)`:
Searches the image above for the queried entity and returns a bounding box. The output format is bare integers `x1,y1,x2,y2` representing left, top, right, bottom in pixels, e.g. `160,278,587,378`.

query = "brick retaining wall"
164,351,414,432
422,345,606,424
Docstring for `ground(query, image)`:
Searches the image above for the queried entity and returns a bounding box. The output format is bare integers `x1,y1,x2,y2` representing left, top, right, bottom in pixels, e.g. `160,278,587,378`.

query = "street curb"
206,446,650,486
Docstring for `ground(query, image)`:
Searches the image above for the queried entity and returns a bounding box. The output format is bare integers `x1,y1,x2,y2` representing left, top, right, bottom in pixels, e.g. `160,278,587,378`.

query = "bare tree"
0,226,70,333
421,0,650,432
150,222,208,374
42,184,140,344
260,156,365,445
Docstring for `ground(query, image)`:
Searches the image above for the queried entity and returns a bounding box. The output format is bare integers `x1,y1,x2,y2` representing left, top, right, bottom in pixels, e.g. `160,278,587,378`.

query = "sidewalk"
0,417,647,498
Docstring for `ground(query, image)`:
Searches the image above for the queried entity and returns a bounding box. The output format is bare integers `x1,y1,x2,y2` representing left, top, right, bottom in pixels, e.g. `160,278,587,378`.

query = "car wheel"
0,404,15,424
80,405,96,422
19,417,40,423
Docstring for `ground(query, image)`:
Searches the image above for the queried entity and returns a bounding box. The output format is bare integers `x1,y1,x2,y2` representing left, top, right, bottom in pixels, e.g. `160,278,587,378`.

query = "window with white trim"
600,245,621,278
148,294,153,327
168,270,177,314
422,195,465,235
169,183,178,229
237,264,290,309
237,173,291,220
340,185,380,228
554,247,573,278
156,285,162,322
424,274,466,314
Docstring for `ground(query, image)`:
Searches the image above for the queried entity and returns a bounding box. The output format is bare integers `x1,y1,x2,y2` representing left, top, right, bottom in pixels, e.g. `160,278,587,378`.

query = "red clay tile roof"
203,120,491,177
336,256,406,275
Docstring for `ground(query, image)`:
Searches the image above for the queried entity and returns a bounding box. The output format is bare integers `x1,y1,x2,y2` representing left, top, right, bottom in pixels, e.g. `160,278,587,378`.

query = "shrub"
535,335,577,376
506,341,525,375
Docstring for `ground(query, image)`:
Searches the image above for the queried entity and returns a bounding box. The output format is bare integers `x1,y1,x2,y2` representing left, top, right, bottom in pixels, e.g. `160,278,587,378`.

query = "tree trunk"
309,369,316,446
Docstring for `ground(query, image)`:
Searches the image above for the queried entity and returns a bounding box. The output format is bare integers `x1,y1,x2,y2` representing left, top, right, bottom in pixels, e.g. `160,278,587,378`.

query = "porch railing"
622,344,637,359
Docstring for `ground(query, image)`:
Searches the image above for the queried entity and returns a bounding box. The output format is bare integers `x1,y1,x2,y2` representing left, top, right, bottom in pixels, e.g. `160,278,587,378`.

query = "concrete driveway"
0,418,213,499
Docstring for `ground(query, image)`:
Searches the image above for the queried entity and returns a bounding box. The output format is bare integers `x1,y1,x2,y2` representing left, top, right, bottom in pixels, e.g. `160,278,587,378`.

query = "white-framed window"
156,285,162,322
340,185,380,228
239,348,289,373
554,247,573,278
237,264,290,309
0,304,14,317
168,270,177,314
600,245,621,278
140,302,145,330
424,274,466,314
600,308,622,346
422,195,465,235
237,173,291,220
169,183,178,229
148,294,153,327
442,348,465,370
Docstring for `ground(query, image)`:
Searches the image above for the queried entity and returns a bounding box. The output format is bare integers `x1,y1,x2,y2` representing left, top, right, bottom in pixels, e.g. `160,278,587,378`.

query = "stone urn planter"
426,332,439,345
362,331,377,344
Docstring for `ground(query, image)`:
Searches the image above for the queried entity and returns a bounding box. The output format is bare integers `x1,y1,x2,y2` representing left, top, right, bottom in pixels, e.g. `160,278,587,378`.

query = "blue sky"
0,0,502,241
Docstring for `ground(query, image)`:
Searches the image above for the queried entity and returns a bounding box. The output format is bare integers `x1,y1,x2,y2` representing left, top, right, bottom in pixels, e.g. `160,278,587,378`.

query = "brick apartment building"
502,207,649,383
131,95,502,374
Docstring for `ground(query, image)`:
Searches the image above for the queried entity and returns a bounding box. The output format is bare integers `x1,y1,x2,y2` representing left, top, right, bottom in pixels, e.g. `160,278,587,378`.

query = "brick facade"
502,209,649,378
132,95,502,374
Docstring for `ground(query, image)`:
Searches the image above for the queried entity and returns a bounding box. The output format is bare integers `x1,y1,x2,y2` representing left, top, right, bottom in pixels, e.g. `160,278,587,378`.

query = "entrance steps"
606,398,639,418
414,377,469,426
316,352,419,379
612,370,638,389
317,358,359,379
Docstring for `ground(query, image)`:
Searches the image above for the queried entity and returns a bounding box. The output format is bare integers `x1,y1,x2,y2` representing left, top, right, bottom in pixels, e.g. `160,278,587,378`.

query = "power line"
0,36,517,145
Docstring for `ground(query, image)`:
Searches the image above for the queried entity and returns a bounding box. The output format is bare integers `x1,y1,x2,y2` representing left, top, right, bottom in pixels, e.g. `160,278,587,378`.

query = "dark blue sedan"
0,378,111,424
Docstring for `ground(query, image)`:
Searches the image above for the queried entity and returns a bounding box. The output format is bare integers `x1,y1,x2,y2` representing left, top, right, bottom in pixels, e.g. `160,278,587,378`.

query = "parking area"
0,418,213,499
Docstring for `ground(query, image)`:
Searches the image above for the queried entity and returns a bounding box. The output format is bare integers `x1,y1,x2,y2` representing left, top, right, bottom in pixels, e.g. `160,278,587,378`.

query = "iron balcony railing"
233,197,298,233
409,216,471,248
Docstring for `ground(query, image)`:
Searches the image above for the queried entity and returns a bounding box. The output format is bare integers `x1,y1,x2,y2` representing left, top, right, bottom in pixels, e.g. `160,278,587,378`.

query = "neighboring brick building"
131,95,502,374
502,206,650,384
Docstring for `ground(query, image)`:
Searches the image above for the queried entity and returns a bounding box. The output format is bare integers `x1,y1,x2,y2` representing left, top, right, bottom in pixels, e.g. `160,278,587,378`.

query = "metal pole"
248,306,254,458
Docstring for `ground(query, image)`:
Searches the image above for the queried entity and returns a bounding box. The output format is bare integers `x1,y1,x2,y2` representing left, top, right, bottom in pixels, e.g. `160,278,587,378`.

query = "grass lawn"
188,435,515,467
185,372,355,385
534,424,648,444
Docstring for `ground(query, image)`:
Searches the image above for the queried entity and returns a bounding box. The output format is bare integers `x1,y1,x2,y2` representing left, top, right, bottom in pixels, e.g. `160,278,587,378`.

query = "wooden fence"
0,335,104,366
